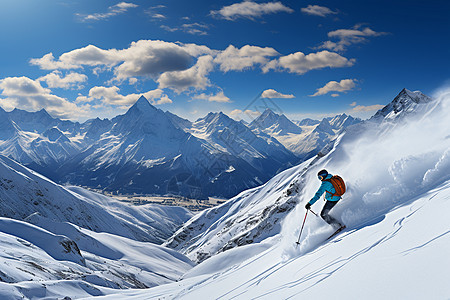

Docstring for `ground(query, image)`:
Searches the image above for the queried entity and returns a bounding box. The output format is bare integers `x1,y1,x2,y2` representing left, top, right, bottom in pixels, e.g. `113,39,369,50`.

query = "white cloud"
37,71,87,89
76,2,138,22
311,79,357,97
30,45,121,70
161,23,209,35
193,91,231,103
29,40,357,96
261,89,294,99
0,76,89,120
229,108,261,120
113,40,194,82
30,41,195,83
76,86,172,106
301,5,337,17
151,13,166,19
351,103,384,112
211,1,294,21
145,5,166,20
180,43,217,57
157,55,214,93
160,25,179,32
264,50,355,75
215,45,279,72
318,26,387,51
182,23,209,35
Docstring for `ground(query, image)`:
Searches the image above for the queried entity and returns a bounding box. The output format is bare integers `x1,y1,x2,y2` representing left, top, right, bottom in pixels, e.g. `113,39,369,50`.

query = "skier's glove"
305,202,311,210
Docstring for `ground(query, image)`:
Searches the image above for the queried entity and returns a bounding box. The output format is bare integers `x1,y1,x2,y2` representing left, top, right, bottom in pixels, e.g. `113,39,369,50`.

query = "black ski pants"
321,200,342,229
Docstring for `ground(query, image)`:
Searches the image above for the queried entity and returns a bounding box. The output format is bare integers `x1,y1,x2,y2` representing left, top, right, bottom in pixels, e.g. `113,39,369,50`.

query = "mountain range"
0,89,428,199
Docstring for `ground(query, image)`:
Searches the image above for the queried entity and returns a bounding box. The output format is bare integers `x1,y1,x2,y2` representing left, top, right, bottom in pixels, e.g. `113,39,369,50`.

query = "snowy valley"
0,87,448,299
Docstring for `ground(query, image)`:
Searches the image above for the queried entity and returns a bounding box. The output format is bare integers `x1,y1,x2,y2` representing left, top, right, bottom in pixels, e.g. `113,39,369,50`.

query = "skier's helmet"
317,169,328,181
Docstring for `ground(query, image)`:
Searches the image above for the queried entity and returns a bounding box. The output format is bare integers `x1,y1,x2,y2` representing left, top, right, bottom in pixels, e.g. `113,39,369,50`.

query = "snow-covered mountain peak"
297,118,320,126
130,95,158,114
193,112,234,133
314,118,334,134
253,108,278,127
42,127,70,143
111,95,180,137
328,113,361,130
251,108,302,135
371,88,433,121
37,108,53,118
400,88,432,103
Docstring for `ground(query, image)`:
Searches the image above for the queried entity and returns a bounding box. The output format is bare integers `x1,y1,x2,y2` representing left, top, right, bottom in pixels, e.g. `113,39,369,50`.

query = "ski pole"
309,209,318,217
295,210,309,247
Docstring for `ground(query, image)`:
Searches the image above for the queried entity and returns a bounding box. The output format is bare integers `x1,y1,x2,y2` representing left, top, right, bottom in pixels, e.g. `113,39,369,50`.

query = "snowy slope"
87,87,450,299
0,217,194,298
0,155,193,243
88,180,450,299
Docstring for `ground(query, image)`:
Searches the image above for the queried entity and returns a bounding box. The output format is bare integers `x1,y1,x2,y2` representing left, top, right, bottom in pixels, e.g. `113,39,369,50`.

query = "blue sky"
0,0,449,122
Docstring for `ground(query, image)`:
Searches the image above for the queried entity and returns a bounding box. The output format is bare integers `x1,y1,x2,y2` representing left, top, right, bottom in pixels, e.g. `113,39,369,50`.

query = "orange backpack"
324,175,346,197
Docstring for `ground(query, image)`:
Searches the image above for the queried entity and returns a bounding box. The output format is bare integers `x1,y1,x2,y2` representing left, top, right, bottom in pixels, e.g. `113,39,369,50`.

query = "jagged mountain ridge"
0,90,417,198
57,97,297,198
250,108,361,160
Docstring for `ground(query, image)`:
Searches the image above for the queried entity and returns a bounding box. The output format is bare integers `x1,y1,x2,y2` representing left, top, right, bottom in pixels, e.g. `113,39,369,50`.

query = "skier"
305,169,346,232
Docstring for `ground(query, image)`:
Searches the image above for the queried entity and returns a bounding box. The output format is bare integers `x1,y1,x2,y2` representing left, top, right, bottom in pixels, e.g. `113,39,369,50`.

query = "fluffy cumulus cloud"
264,50,355,75
0,76,88,119
76,2,138,22
76,86,172,106
192,91,231,103
261,89,294,99
301,5,337,17
215,45,279,72
30,45,121,70
37,71,87,89
157,55,214,93
28,39,360,102
318,25,387,52
311,79,357,97
30,41,194,83
112,40,194,82
211,1,294,20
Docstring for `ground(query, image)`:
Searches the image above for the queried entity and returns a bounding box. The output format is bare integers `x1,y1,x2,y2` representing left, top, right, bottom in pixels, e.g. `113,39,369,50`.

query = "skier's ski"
327,225,346,240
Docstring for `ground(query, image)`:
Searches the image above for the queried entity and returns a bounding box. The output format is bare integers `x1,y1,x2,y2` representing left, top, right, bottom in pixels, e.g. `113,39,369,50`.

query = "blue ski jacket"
309,174,342,205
